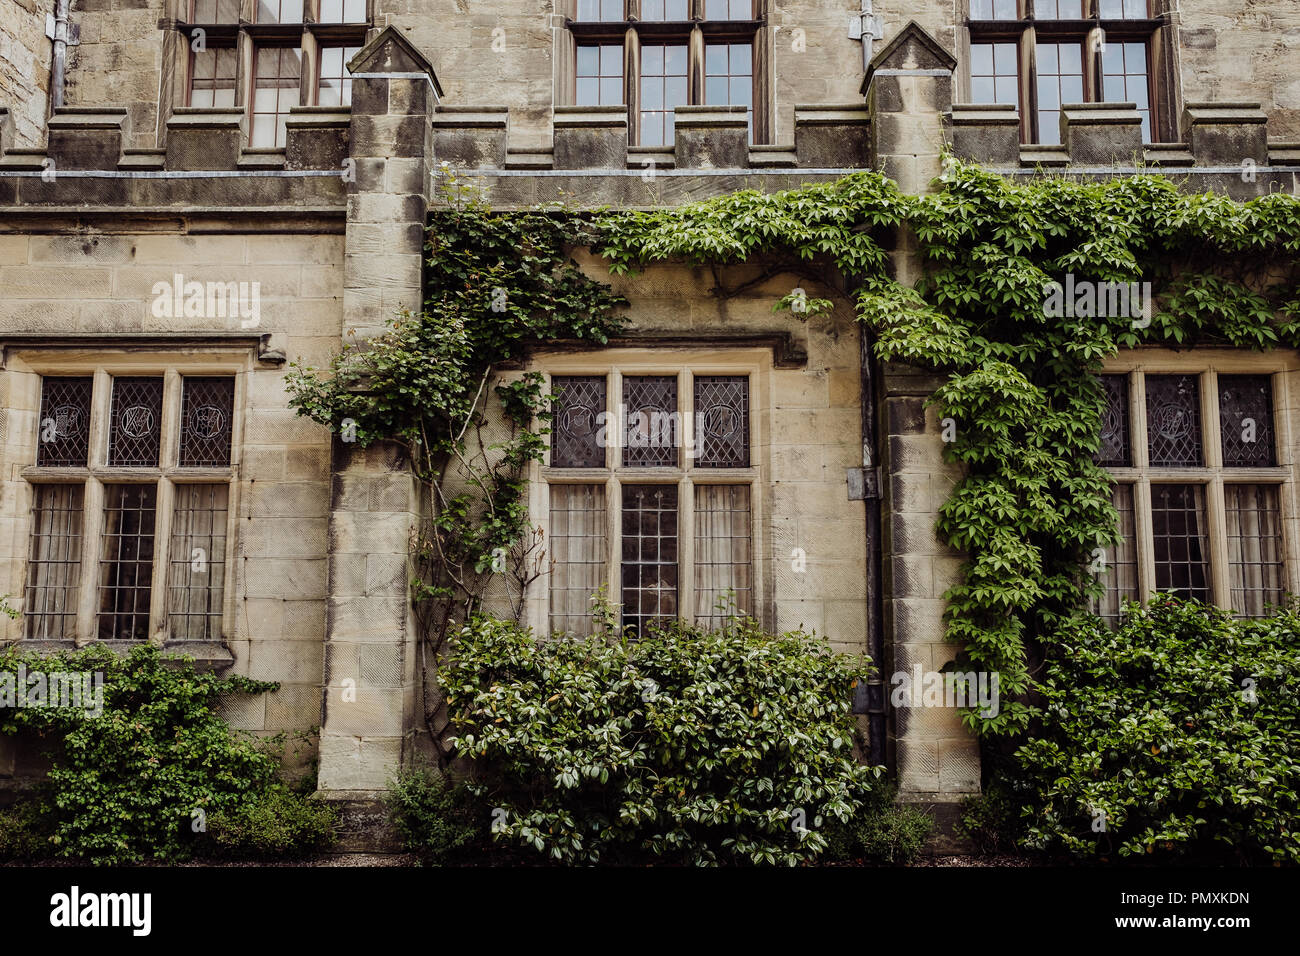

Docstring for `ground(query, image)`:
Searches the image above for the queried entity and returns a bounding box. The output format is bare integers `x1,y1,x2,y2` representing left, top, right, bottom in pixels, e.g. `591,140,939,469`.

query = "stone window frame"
521,348,770,638
1097,349,1300,617
162,0,372,146
14,351,248,648
959,0,1180,145
558,0,773,146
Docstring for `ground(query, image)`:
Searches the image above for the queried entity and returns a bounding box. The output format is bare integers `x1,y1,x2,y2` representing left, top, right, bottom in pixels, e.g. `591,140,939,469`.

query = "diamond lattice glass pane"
551,376,607,468
1145,375,1202,467
623,376,678,467
109,377,164,467
1095,374,1130,467
1219,374,1275,467
37,377,93,467
621,485,678,639
25,484,84,640
168,483,229,640
97,484,157,640
694,376,750,468
1151,484,1211,602
180,377,235,467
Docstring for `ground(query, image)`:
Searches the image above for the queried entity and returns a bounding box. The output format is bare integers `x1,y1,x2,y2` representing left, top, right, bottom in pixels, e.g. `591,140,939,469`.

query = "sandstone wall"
0,0,54,147
0,230,343,771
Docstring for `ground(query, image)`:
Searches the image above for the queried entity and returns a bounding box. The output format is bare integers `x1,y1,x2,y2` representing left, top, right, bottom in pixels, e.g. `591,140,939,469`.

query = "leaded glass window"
1092,483,1137,627
1150,484,1211,603
551,376,607,468
1145,375,1202,467
623,376,678,467
548,484,608,636
25,485,84,640
168,484,229,640
97,484,158,640
694,485,752,626
694,375,750,468
37,377,92,467
1219,375,1275,468
541,365,757,638
109,377,165,467
21,370,240,643
1225,484,1284,618
1095,374,1130,467
180,377,235,468
1096,367,1289,619
620,485,679,638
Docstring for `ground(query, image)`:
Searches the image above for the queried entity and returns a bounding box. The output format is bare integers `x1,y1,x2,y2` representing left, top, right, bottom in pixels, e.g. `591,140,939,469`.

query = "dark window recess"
620,484,679,639
1145,374,1202,467
551,376,607,468
1095,374,1130,467
1219,374,1275,468
108,377,165,467
179,377,236,467
623,375,678,467
37,377,93,467
694,375,750,468
1150,483,1211,603
97,484,157,640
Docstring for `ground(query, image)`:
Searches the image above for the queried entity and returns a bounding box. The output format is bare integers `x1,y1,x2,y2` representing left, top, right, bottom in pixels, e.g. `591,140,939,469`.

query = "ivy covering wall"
290,162,1300,740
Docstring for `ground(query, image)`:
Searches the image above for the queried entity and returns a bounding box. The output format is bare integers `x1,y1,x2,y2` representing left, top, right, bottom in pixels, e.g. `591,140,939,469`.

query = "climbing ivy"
287,175,626,759
597,160,1300,735
289,161,1300,746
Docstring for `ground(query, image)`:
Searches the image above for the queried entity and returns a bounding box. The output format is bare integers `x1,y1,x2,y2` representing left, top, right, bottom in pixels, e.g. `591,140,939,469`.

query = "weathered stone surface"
553,106,629,170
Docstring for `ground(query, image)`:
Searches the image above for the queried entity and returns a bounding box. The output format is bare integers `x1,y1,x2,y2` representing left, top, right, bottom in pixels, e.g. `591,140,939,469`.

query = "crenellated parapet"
0,104,350,210
948,99,1299,196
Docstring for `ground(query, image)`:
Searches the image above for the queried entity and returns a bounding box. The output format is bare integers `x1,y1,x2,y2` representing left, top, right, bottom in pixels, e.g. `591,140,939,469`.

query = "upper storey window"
177,1,371,147
568,0,768,146
964,0,1165,145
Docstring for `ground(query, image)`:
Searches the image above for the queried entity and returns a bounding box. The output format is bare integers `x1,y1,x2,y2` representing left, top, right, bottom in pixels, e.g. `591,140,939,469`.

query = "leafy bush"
956,782,1021,856
822,784,933,864
0,800,47,860
442,615,881,865
386,764,484,863
203,786,338,859
1016,596,1300,863
0,643,282,864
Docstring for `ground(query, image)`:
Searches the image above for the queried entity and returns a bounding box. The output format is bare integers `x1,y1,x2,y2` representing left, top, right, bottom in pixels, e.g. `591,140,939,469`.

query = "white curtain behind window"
693,484,752,628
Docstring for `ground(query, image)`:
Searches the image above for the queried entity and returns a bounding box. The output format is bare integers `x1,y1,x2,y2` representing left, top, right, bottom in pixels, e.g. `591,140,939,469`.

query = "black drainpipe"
857,318,887,767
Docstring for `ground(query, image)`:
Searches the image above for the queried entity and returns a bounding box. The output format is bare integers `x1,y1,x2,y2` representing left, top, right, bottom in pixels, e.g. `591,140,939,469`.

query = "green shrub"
0,643,281,864
203,786,338,859
442,614,881,866
822,785,933,864
0,800,47,860
956,783,1021,856
1016,596,1300,863
386,764,484,863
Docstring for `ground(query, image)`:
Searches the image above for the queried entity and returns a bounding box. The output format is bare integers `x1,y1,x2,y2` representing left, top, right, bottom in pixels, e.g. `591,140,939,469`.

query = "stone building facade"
0,2,1296,821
